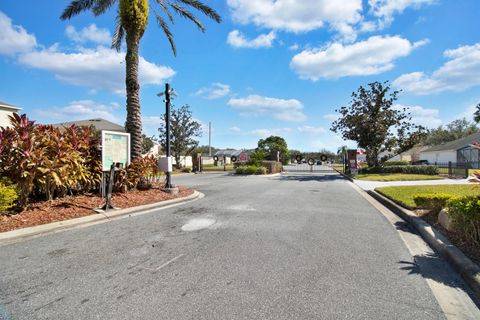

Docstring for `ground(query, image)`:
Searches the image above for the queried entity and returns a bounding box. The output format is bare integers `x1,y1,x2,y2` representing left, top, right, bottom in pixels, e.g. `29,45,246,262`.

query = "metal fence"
431,162,472,178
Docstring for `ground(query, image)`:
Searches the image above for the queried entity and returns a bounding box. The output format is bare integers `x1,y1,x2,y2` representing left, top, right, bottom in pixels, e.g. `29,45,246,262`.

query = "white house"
420,132,480,164
0,101,21,128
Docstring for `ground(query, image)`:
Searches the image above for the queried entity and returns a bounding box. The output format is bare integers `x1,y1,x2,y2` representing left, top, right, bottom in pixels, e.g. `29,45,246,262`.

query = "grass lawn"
352,173,444,181
376,184,478,208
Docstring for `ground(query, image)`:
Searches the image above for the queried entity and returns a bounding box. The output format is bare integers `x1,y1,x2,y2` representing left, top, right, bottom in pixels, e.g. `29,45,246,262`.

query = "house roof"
214,149,245,157
0,101,21,110
51,118,125,132
399,145,429,156
423,131,480,152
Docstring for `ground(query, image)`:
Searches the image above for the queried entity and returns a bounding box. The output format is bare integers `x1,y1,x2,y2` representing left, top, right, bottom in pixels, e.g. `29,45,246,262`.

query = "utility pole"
165,83,172,188
157,83,176,189
209,121,212,156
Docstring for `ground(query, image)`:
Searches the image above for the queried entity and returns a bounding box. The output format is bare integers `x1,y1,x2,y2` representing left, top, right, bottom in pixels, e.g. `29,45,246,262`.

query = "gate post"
448,161,452,177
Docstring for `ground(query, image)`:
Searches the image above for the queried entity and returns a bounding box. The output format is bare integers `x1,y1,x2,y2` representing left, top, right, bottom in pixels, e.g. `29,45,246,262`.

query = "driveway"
1,172,478,319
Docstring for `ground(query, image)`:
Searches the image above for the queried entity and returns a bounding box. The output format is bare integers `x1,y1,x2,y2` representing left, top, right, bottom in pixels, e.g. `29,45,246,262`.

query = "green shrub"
447,196,480,245
235,167,245,174
181,167,192,173
0,178,18,214
255,166,267,175
413,193,456,210
360,165,438,175
244,166,257,175
383,160,411,166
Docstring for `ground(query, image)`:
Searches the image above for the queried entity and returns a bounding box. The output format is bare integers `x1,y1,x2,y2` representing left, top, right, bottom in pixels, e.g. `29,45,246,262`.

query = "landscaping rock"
438,209,454,231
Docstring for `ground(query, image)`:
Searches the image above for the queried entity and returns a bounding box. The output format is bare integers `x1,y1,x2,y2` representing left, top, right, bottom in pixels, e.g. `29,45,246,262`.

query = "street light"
157,83,177,189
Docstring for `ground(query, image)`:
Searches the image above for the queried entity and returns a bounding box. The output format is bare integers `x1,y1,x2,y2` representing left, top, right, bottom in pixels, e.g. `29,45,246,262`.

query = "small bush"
255,166,267,175
0,178,18,214
181,167,192,173
413,193,456,210
383,160,411,166
360,165,438,175
235,165,267,175
447,196,480,245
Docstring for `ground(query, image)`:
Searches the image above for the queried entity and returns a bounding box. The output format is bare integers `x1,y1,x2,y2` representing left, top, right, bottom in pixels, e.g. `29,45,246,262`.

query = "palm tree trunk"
125,32,143,161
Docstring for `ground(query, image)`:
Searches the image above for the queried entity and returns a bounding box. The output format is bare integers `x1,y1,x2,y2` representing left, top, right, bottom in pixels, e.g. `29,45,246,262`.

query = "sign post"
347,149,358,174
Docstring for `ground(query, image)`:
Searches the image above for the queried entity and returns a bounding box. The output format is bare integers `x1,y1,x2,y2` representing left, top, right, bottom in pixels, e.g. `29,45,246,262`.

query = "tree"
141,134,155,154
474,103,480,123
61,0,221,160
157,105,202,168
257,136,289,165
423,118,477,146
331,81,420,167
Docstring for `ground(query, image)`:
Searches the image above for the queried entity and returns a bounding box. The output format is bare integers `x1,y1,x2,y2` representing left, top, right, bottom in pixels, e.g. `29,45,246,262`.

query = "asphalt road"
1,172,479,319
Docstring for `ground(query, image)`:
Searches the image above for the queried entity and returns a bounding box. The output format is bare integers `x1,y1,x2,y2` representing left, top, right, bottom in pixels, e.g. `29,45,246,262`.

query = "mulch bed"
0,184,193,233
416,209,480,266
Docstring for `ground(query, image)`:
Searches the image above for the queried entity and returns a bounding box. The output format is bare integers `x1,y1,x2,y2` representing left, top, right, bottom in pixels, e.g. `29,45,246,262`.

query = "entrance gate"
283,163,335,173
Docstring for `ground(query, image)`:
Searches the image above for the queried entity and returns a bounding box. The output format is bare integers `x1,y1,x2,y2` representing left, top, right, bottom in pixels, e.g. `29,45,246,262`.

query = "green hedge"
413,193,456,210
360,165,438,175
447,196,480,245
0,178,18,214
235,165,267,175
383,160,411,166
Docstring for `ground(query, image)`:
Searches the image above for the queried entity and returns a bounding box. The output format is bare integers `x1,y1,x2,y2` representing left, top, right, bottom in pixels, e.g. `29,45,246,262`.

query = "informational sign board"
101,131,131,171
239,152,248,162
347,149,358,174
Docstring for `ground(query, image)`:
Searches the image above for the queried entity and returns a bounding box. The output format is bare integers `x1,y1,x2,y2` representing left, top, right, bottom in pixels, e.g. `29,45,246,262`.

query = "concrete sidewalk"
353,178,472,190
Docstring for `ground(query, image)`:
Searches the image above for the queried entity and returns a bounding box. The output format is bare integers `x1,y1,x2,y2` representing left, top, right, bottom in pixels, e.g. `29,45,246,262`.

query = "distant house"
0,101,21,128
390,145,430,163
420,132,480,165
51,118,125,132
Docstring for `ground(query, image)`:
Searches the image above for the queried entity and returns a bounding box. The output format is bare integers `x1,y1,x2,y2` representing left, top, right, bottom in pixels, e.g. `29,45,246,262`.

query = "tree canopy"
257,136,289,165
331,81,423,167
157,105,202,168
422,118,477,146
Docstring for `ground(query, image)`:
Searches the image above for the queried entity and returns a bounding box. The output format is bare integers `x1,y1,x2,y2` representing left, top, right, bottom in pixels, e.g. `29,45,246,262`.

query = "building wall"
0,108,17,128
420,150,456,163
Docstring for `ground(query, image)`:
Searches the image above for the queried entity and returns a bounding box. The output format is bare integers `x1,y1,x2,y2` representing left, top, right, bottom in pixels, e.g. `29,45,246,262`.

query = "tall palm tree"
61,0,221,160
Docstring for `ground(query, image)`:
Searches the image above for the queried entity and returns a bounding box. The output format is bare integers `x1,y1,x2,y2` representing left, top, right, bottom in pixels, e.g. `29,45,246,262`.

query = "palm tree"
61,0,221,160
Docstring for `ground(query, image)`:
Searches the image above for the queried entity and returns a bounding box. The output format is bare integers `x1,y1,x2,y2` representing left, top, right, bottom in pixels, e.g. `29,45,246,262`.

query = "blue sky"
1,0,479,152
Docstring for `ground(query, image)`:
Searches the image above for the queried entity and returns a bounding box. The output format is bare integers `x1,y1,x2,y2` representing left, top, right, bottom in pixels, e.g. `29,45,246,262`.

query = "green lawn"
376,184,478,208
352,173,444,181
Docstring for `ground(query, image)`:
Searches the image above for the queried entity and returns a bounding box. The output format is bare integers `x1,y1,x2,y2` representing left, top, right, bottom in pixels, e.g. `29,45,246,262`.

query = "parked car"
413,160,429,165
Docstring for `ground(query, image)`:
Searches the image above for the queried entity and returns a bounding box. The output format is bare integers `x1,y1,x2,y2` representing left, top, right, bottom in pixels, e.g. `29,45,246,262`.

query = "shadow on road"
273,173,346,182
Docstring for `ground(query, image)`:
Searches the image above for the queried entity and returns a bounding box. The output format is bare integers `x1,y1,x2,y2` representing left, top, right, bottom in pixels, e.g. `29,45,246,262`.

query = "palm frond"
60,0,96,20
92,0,117,16
177,0,221,23
155,0,175,24
111,14,124,52
155,12,177,56
169,3,205,32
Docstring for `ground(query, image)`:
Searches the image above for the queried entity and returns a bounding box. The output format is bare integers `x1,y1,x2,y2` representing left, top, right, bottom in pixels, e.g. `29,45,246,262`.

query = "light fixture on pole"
157,83,177,189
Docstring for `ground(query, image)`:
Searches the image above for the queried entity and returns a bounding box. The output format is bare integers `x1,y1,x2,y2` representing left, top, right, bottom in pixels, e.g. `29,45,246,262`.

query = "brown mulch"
415,209,480,266
0,184,193,233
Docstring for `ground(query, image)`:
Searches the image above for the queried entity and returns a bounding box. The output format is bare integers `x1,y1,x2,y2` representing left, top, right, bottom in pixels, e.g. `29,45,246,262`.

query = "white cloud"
289,43,300,51
35,100,121,123
323,114,339,121
394,104,441,128
251,128,292,137
0,11,37,56
229,126,241,133
297,126,326,134
227,30,276,49
369,0,436,27
228,94,307,122
456,102,480,122
226,0,362,38
18,46,175,94
393,43,480,95
195,82,231,99
65,24,111,45
290,35,427,81
142,116,163,126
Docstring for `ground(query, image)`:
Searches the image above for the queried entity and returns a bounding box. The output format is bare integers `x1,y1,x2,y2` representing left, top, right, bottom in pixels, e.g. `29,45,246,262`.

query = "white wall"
0,108,17,128
420,150,456,163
